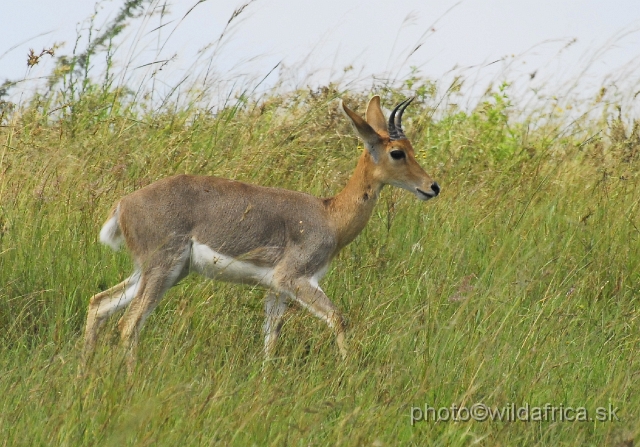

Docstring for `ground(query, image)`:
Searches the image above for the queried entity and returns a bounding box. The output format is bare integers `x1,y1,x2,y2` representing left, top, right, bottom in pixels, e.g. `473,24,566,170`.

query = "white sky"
1,0,639,108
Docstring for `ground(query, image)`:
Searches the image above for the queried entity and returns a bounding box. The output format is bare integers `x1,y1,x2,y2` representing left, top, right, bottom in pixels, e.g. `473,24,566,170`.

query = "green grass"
1,77,639,446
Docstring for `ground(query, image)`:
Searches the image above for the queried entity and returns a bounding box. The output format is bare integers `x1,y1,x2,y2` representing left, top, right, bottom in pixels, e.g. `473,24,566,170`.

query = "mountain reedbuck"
82,96,440,371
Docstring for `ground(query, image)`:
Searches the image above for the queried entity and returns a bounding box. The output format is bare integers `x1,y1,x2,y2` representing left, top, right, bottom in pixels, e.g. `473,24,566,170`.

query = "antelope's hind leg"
118,250,191,374
82,272,141,369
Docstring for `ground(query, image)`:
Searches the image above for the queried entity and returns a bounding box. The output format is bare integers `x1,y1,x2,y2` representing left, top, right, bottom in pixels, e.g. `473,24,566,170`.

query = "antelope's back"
117,175,336,267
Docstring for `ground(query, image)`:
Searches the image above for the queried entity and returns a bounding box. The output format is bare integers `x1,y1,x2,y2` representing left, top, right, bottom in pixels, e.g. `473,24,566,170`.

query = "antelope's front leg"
263,292,288,359
283,279,347,359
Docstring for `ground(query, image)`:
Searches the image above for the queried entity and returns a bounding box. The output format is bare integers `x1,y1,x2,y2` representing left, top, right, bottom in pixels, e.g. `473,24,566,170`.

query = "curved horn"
394,97,414,140
388,97,414,140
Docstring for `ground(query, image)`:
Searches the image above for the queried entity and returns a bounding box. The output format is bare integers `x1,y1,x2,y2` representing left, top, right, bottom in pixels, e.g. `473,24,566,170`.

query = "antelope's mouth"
416,188,436,201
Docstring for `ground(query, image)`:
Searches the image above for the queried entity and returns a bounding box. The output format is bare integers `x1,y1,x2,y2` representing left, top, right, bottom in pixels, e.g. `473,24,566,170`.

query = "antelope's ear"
340,100,384,162
365,95,388,134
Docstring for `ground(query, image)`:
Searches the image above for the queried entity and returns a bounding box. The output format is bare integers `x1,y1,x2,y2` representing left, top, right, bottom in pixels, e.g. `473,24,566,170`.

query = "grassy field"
1,22,640,445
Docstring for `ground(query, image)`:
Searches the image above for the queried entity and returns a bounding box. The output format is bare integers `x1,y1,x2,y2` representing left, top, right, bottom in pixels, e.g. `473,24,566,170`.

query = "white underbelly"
190,240,276,287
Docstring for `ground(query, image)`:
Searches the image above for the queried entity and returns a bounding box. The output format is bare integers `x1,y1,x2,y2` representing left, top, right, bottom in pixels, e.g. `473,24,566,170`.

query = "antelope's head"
341,96,440,200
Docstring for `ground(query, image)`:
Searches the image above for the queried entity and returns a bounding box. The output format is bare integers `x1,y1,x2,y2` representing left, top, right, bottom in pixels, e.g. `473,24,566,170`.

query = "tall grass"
1,2,640,446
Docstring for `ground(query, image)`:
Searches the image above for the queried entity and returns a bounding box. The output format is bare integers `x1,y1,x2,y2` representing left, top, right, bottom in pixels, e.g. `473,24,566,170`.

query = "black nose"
431,182,440,196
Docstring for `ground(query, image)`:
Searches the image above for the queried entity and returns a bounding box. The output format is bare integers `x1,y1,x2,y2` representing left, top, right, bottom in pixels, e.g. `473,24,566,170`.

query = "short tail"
99,204,124,251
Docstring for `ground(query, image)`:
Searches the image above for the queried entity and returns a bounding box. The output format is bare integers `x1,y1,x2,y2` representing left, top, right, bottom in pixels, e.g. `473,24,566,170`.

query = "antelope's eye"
390,150,406,160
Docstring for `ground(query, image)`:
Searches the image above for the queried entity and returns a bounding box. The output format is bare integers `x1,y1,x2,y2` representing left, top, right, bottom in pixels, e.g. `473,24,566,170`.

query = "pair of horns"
388,97,414,141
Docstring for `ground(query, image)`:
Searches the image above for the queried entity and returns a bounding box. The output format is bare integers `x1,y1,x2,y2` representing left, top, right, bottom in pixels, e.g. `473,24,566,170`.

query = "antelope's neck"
325,152,383,251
